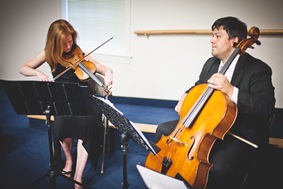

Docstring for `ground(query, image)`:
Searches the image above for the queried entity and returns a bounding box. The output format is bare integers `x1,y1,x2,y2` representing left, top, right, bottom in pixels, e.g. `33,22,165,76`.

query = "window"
62,0,131,58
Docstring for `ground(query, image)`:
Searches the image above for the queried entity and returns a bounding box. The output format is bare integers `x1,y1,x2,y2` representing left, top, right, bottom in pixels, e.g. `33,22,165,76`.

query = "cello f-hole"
188,136,195,160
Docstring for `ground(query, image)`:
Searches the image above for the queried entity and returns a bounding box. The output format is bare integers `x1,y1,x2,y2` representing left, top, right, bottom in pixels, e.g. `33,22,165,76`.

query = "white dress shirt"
218,55,239,104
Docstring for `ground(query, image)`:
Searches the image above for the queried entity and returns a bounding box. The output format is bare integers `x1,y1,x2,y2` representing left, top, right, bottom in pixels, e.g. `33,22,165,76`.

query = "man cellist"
154,16,275,189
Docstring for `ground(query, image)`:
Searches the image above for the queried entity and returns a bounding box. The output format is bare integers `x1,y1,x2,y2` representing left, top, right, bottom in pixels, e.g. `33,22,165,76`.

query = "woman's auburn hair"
45,19,78,71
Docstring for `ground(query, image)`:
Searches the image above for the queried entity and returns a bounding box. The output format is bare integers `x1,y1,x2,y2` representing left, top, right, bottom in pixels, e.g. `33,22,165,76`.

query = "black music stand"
91,96,157,189
1,79,96,189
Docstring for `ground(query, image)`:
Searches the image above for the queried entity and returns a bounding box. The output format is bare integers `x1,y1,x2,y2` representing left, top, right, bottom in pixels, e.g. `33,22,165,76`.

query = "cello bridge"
171,137,187,146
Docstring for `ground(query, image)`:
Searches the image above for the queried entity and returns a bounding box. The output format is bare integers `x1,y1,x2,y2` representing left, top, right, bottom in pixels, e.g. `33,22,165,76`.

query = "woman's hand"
19,50,52,82
104,69,113,87
35,70,53,82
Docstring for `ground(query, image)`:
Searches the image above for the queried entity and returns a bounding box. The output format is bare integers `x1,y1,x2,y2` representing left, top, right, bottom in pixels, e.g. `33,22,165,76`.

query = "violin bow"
82,37,113,60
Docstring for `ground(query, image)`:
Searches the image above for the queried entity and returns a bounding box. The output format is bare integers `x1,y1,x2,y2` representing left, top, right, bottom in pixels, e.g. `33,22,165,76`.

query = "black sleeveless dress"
52,63,103,169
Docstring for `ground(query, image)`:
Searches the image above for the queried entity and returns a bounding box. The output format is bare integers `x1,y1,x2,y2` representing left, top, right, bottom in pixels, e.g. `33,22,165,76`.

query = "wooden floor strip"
27,115,283,147
27,115,157,133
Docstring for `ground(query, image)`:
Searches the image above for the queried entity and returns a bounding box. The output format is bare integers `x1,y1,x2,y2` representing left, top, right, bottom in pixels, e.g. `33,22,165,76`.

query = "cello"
144,27,261,189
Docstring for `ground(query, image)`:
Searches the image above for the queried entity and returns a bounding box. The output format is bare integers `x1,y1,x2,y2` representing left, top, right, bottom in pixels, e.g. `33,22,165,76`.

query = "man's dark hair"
212,16,247,43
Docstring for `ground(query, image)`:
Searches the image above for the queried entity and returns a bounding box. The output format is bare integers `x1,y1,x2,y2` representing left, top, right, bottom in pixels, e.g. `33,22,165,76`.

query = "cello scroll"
237,26,261,54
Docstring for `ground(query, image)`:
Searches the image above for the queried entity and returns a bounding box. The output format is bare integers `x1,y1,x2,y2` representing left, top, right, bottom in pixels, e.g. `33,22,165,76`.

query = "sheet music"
93,96,157,155
136,164,189,189
130,120,157,154
96,96,124,115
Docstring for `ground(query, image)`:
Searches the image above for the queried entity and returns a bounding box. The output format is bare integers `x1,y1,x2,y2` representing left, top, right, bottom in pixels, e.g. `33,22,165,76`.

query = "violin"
64,45,97,81
53,37,113,96
145,27,261,189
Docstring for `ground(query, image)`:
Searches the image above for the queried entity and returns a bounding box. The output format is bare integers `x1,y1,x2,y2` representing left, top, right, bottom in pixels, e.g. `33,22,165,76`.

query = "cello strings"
174,86,213,140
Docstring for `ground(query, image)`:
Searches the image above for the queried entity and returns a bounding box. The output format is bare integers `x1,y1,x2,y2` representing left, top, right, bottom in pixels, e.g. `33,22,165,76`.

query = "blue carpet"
0,85,178,189
1,83,283,189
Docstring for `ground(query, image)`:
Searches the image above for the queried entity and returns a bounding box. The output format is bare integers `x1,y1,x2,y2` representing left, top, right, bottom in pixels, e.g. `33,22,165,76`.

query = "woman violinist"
153,16,275,189
19,19,113,189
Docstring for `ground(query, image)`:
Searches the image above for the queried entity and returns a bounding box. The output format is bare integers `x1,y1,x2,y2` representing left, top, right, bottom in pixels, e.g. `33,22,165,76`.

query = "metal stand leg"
100,95,110,174
24,106,86,189
121,132,130,189
100,113,109,174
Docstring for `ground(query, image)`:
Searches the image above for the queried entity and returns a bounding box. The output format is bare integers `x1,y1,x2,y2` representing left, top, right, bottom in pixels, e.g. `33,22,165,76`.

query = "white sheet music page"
136,164,188,189
129,121,157,155
96,97,124,115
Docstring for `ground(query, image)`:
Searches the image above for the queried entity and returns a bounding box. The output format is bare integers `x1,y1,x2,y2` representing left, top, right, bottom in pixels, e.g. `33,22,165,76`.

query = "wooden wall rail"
134,29,283,36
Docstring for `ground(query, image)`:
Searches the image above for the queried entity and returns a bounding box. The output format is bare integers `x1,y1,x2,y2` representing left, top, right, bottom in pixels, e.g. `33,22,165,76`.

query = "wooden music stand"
1,79,97,189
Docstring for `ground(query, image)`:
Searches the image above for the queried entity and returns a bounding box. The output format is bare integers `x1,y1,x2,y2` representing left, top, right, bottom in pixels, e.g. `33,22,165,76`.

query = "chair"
86,74,111,174
53,74,111,174
240,114,275,189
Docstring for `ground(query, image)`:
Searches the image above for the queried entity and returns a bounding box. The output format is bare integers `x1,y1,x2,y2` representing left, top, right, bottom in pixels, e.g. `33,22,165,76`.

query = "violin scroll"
64,45,84,67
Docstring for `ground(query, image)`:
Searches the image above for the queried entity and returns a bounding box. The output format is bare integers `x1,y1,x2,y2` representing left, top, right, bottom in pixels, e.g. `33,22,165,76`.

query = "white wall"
0,0,282,108
0,0,61,81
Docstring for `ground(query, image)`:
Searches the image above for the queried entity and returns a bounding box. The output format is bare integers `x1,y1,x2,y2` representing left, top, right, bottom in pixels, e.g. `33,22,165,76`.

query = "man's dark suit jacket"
188,52,275,147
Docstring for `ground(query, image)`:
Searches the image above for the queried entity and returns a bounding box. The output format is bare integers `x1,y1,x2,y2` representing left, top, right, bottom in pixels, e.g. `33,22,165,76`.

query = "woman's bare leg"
60,137,73,176
74,139,88,189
